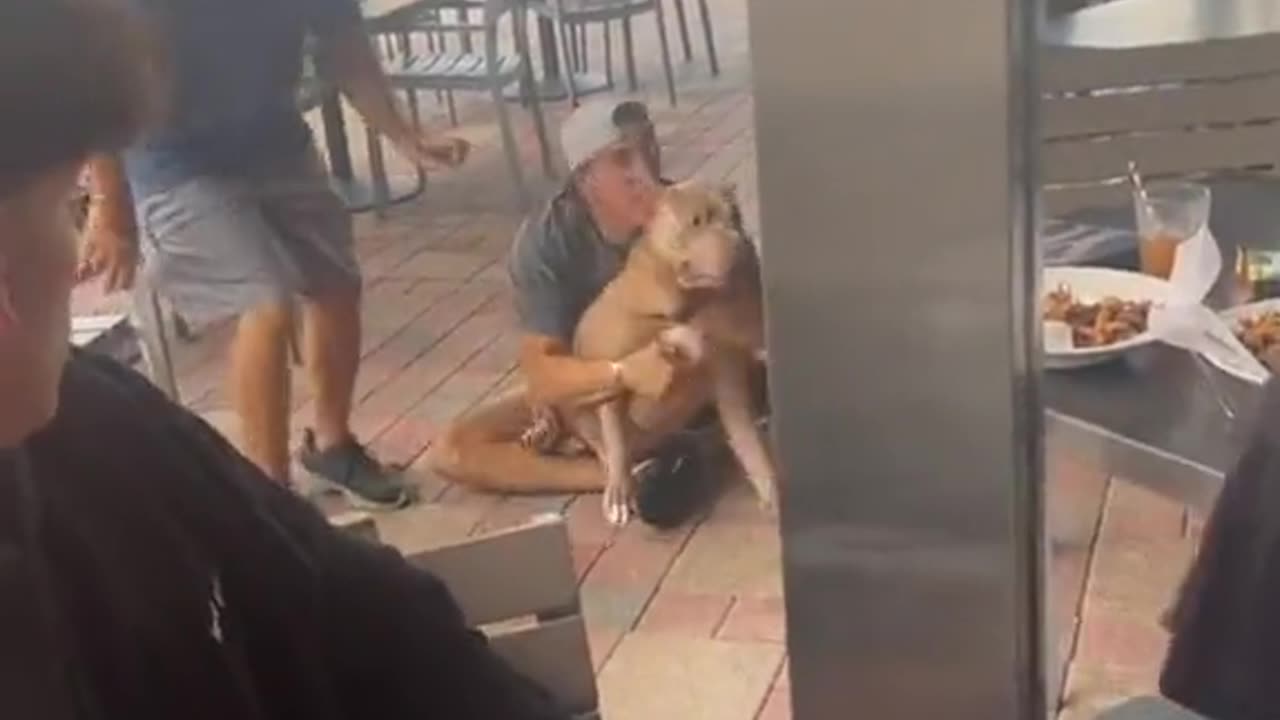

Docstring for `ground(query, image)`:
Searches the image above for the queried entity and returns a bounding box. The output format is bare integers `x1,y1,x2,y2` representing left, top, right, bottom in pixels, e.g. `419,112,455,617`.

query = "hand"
391,130,471,170
617,341,678,399
77,199,139,293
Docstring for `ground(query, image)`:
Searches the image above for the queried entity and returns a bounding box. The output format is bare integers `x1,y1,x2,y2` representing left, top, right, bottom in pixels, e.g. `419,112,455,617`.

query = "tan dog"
529,181,776,525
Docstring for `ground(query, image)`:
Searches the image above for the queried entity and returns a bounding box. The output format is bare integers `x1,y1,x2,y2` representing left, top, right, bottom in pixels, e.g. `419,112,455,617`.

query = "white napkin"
1147,227,1271,385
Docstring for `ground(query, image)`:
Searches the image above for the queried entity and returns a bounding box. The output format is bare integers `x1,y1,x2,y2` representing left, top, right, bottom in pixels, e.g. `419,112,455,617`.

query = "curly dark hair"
0,0,165,198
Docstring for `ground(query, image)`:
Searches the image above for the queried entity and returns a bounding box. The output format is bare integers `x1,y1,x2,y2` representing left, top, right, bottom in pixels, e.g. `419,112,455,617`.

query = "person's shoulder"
513,185,591,266
24,351,187,479
54,350,198,436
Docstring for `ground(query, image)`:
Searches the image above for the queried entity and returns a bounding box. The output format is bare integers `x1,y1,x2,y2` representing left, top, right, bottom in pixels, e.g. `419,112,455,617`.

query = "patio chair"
1040,34,1280,217
333,513,599,719
562,0,719,84
672,0,720,77
368,0,555,210
527,0,678,108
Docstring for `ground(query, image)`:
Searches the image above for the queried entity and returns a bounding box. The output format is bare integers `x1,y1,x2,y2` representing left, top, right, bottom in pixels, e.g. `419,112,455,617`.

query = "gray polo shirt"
508,181,758,345
508,185,630,344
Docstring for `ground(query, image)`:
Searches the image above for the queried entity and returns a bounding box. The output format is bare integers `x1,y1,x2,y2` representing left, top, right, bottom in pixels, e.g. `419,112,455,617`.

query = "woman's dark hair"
0,0,164,197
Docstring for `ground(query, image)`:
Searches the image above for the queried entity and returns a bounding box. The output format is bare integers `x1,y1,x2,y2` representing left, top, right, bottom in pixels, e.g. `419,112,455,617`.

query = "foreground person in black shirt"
0,2,565,718
1161,377,1280,720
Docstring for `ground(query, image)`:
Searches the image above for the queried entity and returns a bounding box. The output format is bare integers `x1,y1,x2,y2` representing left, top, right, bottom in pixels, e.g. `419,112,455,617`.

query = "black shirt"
1,351,566,720
1162,377,1280,719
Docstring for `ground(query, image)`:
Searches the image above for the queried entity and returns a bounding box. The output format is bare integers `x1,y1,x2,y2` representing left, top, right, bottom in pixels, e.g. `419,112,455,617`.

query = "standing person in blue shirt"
80,0,471,508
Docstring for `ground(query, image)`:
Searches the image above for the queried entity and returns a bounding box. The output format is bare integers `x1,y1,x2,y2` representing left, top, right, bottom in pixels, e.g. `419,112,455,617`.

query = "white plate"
1212,298,1280,382
1043,266,1171,369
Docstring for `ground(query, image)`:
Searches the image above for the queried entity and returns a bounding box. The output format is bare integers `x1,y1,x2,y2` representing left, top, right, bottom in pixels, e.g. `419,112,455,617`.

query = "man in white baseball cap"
428,98,726,528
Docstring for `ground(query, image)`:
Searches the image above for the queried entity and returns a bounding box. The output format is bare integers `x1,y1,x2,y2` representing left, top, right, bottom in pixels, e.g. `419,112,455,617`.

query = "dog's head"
643,181,744,290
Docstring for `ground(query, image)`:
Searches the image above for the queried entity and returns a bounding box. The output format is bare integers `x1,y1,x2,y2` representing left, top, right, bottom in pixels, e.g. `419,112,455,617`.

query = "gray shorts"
137,148,360,326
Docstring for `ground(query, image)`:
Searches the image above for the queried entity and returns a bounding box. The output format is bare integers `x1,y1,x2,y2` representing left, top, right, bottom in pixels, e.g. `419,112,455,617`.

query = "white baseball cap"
560,98,653,172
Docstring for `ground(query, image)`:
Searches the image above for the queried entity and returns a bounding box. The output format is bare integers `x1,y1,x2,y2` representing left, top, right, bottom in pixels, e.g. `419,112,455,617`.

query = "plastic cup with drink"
1132,180,1211,280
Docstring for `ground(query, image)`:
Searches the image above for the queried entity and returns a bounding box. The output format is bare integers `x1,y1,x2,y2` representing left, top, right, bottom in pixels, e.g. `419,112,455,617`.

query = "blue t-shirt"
123,0,360,196
508,185,629,345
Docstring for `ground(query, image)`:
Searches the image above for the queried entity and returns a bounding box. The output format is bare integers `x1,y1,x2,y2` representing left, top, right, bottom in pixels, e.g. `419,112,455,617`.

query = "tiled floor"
70,1,1199,717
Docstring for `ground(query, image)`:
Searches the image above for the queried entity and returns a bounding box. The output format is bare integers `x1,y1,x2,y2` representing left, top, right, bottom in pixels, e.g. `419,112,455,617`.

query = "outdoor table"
1044,177,1280,513
1038,0,1280,513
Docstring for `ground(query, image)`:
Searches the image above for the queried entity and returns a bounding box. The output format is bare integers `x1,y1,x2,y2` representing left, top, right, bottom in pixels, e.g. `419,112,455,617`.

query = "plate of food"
1215,298,1280,381
1042,266,1169,369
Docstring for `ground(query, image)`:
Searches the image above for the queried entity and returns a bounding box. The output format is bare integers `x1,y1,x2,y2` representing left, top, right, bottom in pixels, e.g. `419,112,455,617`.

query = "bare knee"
427,420,484,479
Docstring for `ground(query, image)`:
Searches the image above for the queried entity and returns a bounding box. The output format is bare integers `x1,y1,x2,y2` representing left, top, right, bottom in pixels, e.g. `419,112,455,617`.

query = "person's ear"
574,163,596,196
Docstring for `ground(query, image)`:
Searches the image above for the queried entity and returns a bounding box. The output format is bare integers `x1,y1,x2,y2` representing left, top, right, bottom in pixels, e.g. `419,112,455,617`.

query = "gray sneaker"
297,429,409,510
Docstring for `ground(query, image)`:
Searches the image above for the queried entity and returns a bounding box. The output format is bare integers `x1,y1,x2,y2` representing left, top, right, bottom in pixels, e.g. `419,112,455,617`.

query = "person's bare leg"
231,302,293,483
429,391,607,493
302,287,360,450
429,376,713,495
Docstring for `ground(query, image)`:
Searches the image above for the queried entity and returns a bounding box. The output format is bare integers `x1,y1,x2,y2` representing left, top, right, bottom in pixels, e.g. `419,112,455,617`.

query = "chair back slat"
1042,36,1280,92
1043,75,1280,138
334,514,596,715
488,615,599,716
330,511,380,543
1041,38,1280,216
408,515,580,627
1044,121,1280,185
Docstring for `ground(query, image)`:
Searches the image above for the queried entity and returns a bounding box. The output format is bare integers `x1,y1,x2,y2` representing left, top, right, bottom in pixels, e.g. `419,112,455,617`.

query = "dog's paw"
602,478,634,526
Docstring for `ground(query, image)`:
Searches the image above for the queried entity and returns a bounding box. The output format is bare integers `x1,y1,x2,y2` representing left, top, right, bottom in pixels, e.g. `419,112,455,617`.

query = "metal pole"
747,0,1045,715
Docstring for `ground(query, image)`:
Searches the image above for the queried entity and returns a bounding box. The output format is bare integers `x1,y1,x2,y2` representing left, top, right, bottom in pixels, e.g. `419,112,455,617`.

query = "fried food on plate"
1235,310,1280,369
1043,284,1151,349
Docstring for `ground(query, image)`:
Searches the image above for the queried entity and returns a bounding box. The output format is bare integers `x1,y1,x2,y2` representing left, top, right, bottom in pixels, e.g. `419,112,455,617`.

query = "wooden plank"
1042,74,1280,138
1042,121,1280,185
1042,36,1280,93
408,515,578,627
488,616,598,716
